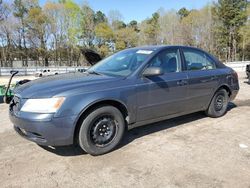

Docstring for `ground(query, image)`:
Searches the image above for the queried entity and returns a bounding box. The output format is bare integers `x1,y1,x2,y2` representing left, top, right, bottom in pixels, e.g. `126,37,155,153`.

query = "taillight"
232,70,238,80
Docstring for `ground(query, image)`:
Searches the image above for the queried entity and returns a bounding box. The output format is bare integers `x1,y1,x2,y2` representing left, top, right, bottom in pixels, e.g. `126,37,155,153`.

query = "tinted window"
149,49,181,73
183,49,216,71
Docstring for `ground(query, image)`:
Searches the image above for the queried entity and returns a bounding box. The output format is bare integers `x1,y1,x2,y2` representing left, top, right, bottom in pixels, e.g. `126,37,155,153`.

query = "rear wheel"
78,106,125,155
205,89,229,118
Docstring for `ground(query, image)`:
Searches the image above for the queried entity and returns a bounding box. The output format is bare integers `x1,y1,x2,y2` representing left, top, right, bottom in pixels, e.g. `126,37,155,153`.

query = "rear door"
181,47,220,111
136,48,188,121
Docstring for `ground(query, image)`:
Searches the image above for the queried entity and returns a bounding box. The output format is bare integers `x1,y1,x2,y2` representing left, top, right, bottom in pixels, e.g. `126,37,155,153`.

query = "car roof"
129,45,203,51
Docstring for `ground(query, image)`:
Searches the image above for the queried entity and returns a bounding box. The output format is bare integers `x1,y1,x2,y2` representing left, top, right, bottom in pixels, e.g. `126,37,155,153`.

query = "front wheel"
205,89,229,118
78,106,125,155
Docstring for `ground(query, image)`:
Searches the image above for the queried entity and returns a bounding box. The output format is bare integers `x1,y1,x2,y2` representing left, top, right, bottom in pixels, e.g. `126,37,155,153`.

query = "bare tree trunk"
242,35,245,61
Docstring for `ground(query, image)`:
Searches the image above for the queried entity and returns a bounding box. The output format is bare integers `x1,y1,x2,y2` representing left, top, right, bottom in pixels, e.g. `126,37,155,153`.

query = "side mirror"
142,67,164,77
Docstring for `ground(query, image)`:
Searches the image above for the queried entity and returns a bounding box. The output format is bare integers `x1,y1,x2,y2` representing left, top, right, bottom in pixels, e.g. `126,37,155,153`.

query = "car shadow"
243,80,250,85
227,102,237,111
38,144,87,156
39,103,238,157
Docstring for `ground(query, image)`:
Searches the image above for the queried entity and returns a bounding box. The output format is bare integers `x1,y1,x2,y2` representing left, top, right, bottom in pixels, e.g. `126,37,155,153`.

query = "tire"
78,106,125,156
205,89,229,118
39,74,42,77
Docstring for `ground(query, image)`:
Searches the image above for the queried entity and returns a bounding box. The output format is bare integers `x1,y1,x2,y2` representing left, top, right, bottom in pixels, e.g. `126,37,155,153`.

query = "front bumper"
10,112,77,146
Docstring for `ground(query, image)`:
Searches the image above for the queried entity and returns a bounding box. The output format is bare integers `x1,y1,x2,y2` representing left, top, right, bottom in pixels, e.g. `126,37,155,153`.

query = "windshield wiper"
87,70,101,75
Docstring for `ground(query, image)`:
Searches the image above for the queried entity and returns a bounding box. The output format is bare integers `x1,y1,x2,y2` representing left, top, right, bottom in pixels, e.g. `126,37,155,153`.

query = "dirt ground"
0,73,250,188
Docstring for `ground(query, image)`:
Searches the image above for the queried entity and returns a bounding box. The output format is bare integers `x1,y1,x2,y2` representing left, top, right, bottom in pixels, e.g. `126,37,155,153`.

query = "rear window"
183,49,216,71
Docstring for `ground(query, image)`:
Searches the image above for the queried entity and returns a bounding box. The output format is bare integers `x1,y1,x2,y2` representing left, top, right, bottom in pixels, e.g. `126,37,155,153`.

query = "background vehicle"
8,46,239,156
246,64,250,78
35,69,58,77
77,67,89,73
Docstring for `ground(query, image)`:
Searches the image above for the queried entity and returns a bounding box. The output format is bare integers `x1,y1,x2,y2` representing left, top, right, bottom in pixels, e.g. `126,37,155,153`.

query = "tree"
139,12,160,45
80,4,95,48
44,1,65,65
26,6,50,66
180,6,215,52
95,22,114,44
178,7,190,19
158,9,182,45
13,0,32,66
113,20,126,30
0,0,12,67
94,11,107,24
95,22,114,56
108,9,123,29
63,0,81,65
0,0,7,22
115,27,138,50
128,20,139,32
239,4,250,60
0,0,250,67
214,0,248,61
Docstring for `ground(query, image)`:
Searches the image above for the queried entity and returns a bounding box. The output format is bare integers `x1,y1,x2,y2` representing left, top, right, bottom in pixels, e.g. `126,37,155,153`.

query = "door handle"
211,76,218,80
177,80,187,86
201,76,218,83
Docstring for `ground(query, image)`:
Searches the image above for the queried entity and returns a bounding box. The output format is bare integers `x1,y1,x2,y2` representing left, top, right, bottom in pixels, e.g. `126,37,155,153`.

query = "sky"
39,0,213,23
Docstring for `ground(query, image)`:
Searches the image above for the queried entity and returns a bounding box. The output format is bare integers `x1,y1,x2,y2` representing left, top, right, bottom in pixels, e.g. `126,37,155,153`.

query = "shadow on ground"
39,103,238,157
244,81,250,85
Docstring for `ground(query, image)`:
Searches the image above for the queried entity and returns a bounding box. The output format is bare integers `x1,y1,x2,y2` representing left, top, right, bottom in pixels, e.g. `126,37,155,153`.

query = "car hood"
81,49,102,65
14,72,123,98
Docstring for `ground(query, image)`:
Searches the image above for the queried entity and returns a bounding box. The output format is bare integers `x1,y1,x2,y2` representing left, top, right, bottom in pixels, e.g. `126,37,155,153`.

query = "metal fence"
0,66,89,76
0,61,249,76
224,61,250,72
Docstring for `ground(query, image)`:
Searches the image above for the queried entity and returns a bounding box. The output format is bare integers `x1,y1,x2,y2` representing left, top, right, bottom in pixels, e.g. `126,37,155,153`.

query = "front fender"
55,85,137,123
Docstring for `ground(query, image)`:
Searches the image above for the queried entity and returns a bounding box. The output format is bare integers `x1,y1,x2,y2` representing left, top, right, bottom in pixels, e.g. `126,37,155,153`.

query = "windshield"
87,49,154,77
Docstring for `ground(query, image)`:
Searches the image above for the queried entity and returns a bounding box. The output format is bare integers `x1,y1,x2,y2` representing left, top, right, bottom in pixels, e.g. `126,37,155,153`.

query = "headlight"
21,97,65,113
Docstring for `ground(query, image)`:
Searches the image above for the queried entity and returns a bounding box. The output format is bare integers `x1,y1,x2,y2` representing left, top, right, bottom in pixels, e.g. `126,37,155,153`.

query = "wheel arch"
73,99,129,145
216,84,232,97
206,84,232,110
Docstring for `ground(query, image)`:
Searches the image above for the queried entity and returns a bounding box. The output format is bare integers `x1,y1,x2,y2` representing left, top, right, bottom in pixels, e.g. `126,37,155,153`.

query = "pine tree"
215,0,248,61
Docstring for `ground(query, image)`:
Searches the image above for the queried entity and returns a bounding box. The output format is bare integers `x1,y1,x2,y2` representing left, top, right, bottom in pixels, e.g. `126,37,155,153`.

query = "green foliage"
64,0,81,45
0,0,250,67
95,22,114,42
115,27,138,50
113,20,126,30
139,12,160,45
214,0,248,61
95,11,107,24
178,7,190,19
13,0,28,18
80,4,95,47
128,20,139,32
239,4,250,59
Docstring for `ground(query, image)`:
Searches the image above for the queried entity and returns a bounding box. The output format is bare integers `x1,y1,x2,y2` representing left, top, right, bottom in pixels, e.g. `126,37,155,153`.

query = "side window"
183,49,216,71
149,49,181,73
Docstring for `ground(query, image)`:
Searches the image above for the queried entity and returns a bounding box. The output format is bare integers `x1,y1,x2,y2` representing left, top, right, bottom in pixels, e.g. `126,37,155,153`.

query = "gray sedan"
9,46,239,155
